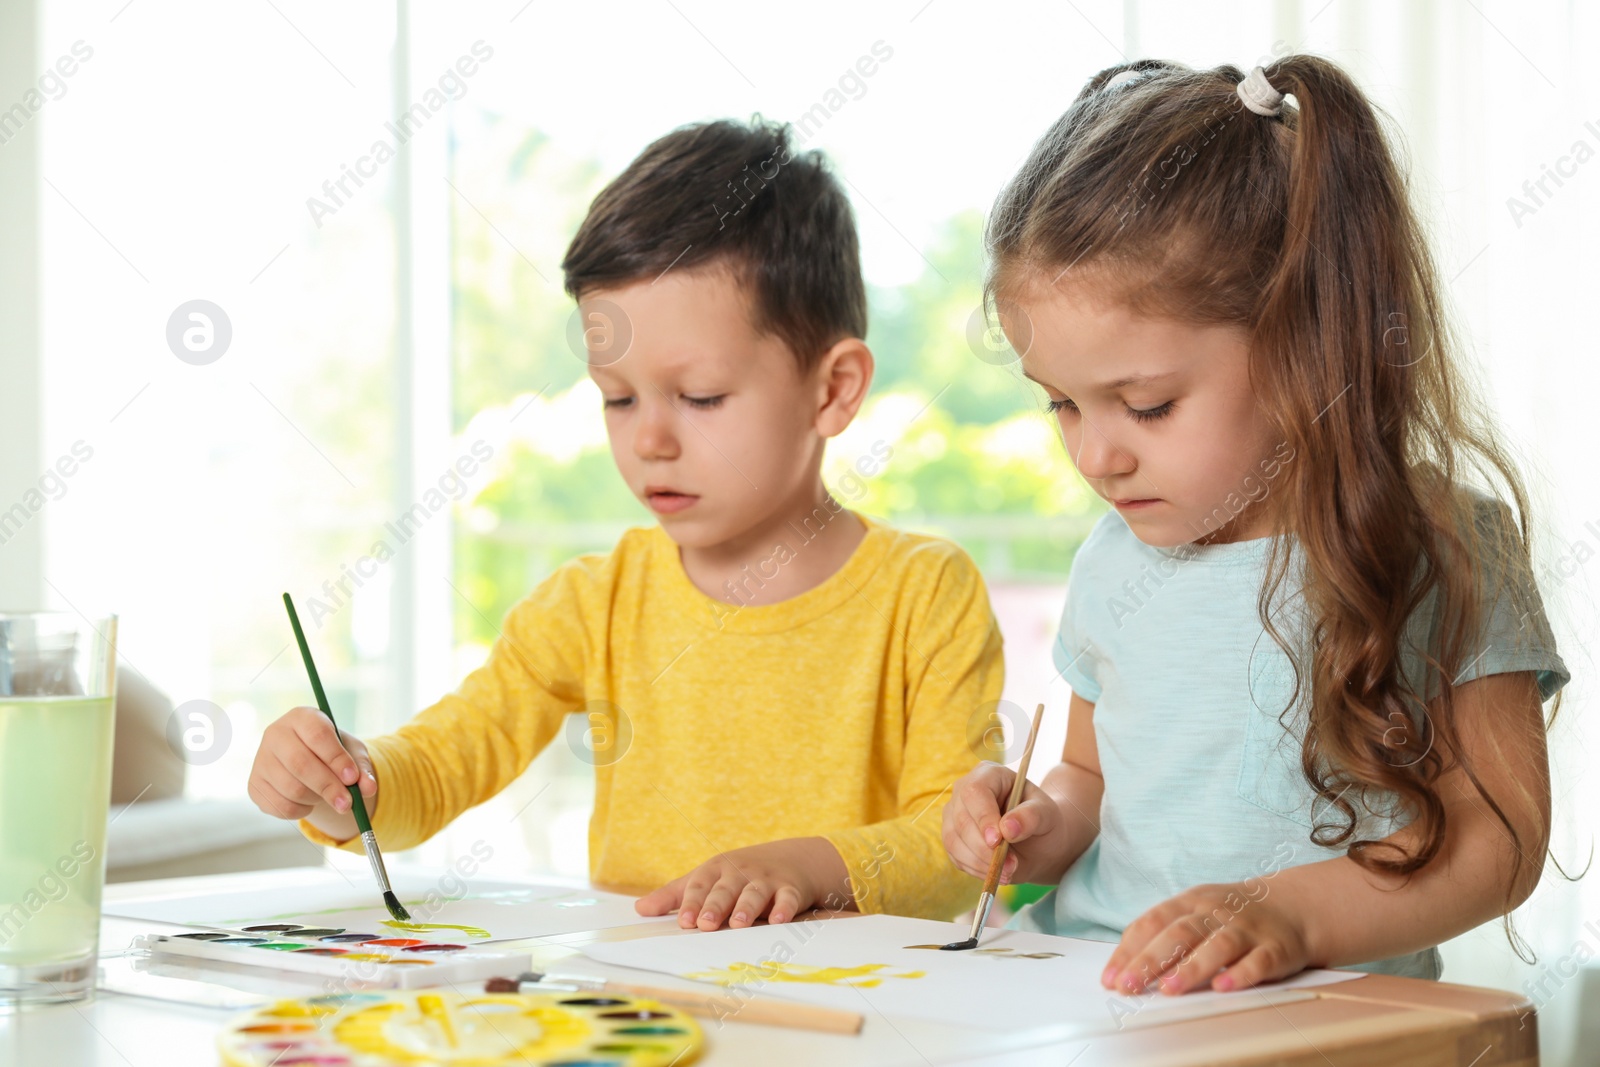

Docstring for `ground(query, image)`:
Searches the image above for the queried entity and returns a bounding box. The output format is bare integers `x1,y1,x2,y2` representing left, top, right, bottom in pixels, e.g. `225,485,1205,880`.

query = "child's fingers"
277,740,355,814
956,767,1012,846
996,790,1053,844
289,707,364,788
1107,915,1158,991
940,804,973,872
344,738,379,798
1156,927,1244,995
942,767,1011,873
945,773,1055,882
940,800,991,878
1112,915,1204,995
253,762,303,812
767,885,804,925
946,831,992,880
727,881,776,928
1208,942,1291,993
247,775,313,821
675,870,719,928
633,877,684,917
695,872,748,930
259,749,340,813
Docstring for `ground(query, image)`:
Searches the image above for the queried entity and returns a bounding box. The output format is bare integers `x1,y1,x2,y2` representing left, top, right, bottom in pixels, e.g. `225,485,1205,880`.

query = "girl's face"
1006,281,1288,547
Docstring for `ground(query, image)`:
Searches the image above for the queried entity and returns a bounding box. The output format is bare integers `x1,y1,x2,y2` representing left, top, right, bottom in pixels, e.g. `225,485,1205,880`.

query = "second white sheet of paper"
582,913,1364,1035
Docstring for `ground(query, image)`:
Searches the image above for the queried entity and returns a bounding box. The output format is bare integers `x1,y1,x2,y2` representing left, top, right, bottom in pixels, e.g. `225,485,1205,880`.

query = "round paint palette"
217,989,703,1066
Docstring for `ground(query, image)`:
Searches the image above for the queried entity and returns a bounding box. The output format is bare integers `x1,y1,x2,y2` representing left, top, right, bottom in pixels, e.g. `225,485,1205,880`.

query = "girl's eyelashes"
1128,400,1175,423
1044,396,1175,423
602,396,633,410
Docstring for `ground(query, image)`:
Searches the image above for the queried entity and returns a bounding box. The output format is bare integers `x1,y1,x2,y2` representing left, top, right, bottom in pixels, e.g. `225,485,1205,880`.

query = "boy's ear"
813,337,874,439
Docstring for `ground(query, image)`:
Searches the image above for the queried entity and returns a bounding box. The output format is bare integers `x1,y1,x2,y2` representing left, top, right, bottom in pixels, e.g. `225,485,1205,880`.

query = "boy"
248,117,1003,928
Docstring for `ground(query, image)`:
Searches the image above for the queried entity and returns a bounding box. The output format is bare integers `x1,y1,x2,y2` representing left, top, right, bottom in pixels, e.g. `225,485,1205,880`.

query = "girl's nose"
1069,419,1134,480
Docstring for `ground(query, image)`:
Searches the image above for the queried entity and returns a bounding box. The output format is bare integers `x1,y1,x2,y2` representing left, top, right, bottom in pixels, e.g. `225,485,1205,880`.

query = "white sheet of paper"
582,914,1365,1035
105,872,666,942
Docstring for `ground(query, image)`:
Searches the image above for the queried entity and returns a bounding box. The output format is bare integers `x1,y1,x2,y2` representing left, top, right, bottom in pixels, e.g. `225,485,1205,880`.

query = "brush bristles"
383,891,410,921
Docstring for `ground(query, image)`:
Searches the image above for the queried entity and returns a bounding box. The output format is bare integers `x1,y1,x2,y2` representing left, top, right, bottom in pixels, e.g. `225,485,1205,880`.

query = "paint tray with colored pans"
217,989,703,1067
131,924,530,990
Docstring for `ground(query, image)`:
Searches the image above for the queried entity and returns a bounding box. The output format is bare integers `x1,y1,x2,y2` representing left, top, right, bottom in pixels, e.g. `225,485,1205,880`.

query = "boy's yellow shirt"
301,511,1003,920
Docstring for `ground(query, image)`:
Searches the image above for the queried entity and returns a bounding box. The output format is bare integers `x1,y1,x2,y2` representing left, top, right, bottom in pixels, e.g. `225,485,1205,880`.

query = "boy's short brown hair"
561,117,867,371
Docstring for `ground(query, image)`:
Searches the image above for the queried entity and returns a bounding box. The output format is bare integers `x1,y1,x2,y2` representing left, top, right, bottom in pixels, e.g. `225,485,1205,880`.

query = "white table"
0,868,1539,1066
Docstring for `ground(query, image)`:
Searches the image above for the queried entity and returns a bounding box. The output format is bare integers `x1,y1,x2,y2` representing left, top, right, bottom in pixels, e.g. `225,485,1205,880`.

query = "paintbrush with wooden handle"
941,701,1044,951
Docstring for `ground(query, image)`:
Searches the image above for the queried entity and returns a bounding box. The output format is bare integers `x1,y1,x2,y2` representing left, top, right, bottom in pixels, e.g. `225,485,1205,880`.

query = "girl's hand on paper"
248,706,378,829
1101,881,1314,995
635,837,853,931
942,762,1066,886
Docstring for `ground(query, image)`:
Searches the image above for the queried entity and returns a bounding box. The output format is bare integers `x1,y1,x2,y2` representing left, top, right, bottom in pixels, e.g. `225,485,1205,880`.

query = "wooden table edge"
1279,974,1540,1067
1051,982,1537,1067
1311,973,1535,1018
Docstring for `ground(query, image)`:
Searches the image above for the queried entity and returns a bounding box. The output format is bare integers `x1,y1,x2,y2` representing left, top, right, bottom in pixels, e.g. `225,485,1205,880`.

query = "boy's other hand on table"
636,837,853,930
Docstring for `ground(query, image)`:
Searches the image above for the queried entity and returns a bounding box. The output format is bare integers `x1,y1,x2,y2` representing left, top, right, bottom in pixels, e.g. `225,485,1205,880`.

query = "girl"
942,55,1571,995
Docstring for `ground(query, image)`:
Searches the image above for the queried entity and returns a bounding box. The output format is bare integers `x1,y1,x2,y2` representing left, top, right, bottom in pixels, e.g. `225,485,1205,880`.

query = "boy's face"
1008,280,1286,547
582,267,831,549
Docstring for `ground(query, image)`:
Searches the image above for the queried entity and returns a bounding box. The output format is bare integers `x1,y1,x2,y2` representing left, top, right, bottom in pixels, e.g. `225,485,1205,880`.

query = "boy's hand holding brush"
248,704,379,840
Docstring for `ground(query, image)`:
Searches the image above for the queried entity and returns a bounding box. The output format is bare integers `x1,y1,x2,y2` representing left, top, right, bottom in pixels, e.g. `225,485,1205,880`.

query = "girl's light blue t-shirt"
1013,495,1571,981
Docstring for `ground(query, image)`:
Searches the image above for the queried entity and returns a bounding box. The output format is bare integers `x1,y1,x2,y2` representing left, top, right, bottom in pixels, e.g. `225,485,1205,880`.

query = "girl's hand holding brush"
942,760,1075,888
943,694,1106,891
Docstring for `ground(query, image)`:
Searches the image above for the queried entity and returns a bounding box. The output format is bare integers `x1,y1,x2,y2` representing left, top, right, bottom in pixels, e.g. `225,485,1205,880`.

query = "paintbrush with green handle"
282,591,410,923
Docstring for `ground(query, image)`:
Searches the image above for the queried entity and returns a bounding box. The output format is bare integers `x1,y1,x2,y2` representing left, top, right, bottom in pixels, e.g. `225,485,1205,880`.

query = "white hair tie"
1236,66,1283,117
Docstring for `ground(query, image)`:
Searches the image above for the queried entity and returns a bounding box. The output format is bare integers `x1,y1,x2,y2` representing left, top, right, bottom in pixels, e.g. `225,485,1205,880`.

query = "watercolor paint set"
131,922,530,990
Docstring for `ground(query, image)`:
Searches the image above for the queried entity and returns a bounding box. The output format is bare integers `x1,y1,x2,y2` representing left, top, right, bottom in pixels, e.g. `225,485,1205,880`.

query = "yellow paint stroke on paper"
380,920,492,939
687,961,926,988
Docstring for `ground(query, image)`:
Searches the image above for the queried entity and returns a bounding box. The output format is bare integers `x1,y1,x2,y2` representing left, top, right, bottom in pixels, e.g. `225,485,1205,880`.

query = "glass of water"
0,612,117,1009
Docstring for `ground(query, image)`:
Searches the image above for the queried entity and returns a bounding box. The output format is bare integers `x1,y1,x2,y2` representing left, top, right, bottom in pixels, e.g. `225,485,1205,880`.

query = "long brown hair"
987,55,1564,948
